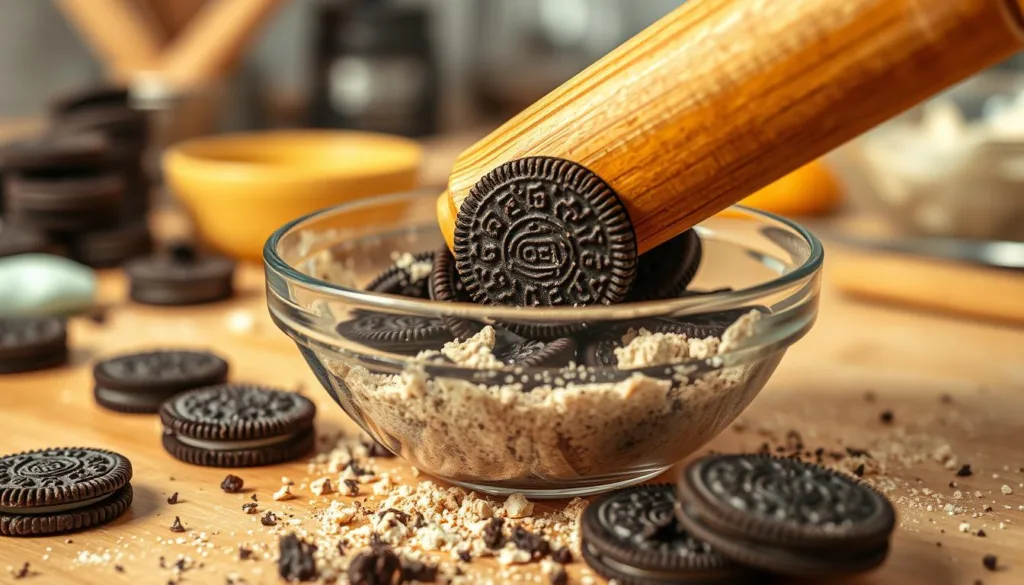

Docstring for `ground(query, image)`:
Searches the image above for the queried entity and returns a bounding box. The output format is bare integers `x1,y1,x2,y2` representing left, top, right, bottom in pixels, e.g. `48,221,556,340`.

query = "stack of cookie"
579,454,898,583
0,85,152,267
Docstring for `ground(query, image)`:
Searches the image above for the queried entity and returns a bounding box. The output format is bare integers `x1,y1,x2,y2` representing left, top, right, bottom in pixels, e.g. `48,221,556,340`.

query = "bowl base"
444,467,669,500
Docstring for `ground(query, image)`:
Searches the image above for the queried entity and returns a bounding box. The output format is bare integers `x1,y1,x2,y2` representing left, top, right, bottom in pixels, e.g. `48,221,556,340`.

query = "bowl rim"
263,188,824,323
163,129,422,182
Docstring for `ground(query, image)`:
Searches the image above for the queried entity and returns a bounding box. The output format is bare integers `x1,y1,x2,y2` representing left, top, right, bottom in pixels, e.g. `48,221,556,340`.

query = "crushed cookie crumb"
342,479,359,497
503,493,534,519
11,563,30,580
170,516,186,533
242,502,259,514
1001,485,1013,495
310,478,333,497
879,410,894,424
220,475,244,493
956,464,973,477
273,485,295,501
261,511,278,527
166,492,179,505
983,554,998,571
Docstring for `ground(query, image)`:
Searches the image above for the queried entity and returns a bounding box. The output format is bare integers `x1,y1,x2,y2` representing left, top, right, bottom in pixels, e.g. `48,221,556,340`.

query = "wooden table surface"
2,185,1024,585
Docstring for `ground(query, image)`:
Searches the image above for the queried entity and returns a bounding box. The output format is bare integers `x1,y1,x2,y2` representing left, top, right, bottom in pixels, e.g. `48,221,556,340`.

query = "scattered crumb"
273,485,295,501
1001,485,1013,495
503,494,534,519
310,478,334,497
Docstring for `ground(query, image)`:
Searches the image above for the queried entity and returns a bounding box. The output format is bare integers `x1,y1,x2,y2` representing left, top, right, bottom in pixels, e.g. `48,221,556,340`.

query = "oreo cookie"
0,317,68,374
453,157,637,338
65,220,152,268
674,454,896,577
336,312,452,353
126,243,235,306
0,133,119,172
4,170,124,232
0,224,55,258
494,338,577,368
366,251,435,299
0,447,133,536
581,484,755,584
428,247,482,340
50,85,131,117
628,229,702,301
93,349,229,413
160,384,316,467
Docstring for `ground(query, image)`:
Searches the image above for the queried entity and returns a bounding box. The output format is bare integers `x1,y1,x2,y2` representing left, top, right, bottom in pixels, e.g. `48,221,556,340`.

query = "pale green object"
0,254,96,316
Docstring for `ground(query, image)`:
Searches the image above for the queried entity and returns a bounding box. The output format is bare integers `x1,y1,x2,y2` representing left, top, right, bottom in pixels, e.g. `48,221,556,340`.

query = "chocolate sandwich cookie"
674,454,896,577
0,133,118,172
52,106,149,147
628,229,702,302
337,312,453,353
454,157,637,338
494,337,577,368
428,248,482,340
0,447,133,536
4,170,124,232
581,484,756,584
66,220,152,268
0,317,68,374
160,384,316,467
50,85,131,117
93,349,229,413
366,251,435,299
126,243,235,306
0,224,55,258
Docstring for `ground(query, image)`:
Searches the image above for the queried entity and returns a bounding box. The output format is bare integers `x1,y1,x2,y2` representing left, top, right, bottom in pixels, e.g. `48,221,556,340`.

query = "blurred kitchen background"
0,0,1021,324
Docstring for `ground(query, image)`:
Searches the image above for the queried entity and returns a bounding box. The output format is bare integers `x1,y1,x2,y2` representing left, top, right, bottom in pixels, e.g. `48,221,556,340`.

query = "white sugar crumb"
958,522,971,533
281,476,295,485
441,327,503,369
310,477,333,496
1002,484,1013,495
503,494,534,519
272,485,294,501
472,499,494,520
393,252,433,283
497,543,531,565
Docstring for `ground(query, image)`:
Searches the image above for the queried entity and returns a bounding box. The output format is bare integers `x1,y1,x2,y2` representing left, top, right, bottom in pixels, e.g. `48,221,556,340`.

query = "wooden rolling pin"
438,0,1024,258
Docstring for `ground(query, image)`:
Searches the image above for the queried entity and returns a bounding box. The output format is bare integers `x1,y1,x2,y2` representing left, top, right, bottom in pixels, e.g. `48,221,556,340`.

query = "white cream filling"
175,433,296,451
0,493,111,515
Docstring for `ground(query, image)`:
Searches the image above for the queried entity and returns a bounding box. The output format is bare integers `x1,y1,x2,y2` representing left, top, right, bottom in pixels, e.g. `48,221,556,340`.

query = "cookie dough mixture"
326,311,766,485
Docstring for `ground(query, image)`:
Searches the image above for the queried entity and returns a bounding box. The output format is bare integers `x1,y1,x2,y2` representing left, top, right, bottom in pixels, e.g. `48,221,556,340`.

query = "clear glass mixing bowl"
264,188,823,497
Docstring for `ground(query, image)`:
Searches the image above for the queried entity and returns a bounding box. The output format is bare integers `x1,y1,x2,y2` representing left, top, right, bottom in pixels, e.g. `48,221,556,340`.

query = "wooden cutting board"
1,231,1023,584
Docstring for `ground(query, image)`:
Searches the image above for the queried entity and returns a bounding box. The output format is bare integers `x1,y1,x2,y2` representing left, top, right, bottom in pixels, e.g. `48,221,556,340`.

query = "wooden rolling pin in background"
437,0,1024,253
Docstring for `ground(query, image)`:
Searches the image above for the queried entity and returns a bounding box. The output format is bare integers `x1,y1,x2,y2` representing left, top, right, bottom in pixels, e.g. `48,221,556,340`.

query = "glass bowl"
264,188,823,497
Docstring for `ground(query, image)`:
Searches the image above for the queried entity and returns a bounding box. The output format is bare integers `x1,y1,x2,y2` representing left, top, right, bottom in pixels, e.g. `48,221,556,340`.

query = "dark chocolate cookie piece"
366,251,435,299
453,157,637,336
0,447,134,535
336,312,452,353
428,247,483,340
628,229,702,302
581,484,755,585
494,337,577,368
0,317,68,374
93,349,229,414
160,384,316,467
674,454,896,577
125,244,235,306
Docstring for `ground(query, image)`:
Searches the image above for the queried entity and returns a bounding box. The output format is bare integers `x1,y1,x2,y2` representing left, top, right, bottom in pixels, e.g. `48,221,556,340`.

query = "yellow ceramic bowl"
164,130,422,261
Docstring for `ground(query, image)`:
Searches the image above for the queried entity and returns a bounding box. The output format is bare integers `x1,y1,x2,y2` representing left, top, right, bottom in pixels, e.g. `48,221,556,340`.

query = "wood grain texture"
447,0,1024,254
0,211,1023,584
